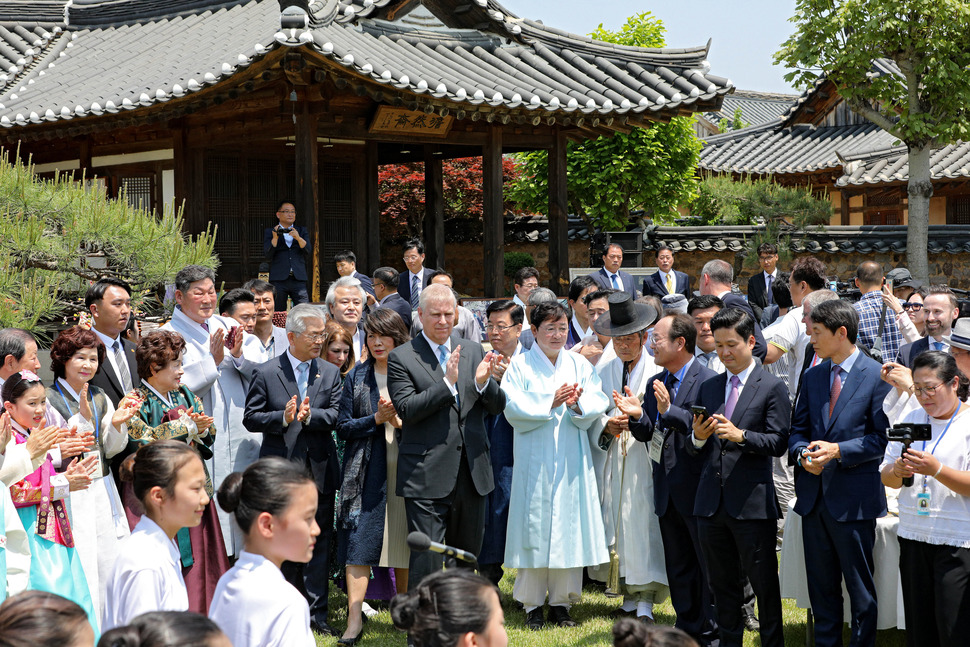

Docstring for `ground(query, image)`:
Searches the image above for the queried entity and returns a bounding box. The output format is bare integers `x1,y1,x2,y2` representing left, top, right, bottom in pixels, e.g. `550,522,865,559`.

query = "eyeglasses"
485,323,519,333
902,302,923,311
299,332,326,342
914,382,946,397
538,326,569,336
403,254,421,262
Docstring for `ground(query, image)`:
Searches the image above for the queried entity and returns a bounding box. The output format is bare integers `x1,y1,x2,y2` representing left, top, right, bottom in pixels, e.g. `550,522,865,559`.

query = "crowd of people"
1,202,969,647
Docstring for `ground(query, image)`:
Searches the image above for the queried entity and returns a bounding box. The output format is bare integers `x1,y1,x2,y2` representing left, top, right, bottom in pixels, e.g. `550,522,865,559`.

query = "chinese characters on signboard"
369,106,454,137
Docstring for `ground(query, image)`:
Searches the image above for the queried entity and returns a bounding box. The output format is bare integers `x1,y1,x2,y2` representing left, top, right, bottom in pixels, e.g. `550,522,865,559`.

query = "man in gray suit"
387,284,506,590
242,303,343,636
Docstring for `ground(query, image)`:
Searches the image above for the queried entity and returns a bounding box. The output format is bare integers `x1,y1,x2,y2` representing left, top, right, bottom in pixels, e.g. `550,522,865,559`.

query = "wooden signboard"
369,106,454,137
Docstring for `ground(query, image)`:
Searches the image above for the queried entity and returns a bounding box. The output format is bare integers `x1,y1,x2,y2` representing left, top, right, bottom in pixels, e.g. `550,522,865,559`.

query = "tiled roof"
0,21,63,93
0,0,732,129
645,224,970,255
699,121,899,176
838,142,970,187
705,90,797,127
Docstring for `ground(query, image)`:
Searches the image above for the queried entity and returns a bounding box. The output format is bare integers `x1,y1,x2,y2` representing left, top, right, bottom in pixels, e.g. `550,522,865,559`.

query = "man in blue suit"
896,286,959,368
688,308,788,647
642,245,692,300
589,243,638,299
790,299,890,647
263,200,311,306
619,312,720,646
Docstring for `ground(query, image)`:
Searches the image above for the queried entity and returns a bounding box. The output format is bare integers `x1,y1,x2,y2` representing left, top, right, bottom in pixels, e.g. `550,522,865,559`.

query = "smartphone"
224,326,240,349
691,405,709,421
886,278,894,293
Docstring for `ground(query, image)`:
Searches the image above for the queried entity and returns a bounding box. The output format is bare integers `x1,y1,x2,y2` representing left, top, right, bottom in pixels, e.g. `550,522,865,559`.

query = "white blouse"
102,515,188,631
882,407,970,548
209,551,313,647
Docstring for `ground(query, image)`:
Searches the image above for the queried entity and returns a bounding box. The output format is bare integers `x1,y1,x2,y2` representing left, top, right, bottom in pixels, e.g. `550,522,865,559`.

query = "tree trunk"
906,144,933,282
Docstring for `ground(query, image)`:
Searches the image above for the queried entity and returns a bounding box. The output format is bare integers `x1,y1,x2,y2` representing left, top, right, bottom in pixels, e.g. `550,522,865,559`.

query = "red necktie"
829,365,842,416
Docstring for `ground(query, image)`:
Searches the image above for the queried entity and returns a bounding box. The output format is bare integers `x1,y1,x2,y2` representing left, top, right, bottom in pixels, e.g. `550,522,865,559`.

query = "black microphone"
406,531,478,565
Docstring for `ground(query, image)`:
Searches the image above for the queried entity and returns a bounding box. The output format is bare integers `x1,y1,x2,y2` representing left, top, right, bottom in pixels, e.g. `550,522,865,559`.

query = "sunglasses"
902,302,923,311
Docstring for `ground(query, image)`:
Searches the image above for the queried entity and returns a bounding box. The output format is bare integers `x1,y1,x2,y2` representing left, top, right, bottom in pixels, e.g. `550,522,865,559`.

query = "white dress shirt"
209,551,314,647
693,359,756,448
102,515,188,631
92,327,128,390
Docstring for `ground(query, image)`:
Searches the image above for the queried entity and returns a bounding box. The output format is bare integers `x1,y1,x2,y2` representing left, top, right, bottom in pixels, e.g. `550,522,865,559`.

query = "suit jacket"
243,353,343,492
642,270,691,300
397,268,433,308
352,271,375,297
263,225,311,282
387,333,505,499
629,359,718,517
895,336,932,368
589,267,638,299
789,353,890,521
373,292,412,331
689,363,790,519
89,335,140,405
746,271,775,319
720,292,768,361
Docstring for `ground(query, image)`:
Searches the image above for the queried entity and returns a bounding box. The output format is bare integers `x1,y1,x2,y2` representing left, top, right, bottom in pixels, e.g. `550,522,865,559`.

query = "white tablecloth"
779,499,906,630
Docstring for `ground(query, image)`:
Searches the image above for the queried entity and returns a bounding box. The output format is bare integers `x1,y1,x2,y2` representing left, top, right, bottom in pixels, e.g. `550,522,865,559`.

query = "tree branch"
845,98,899,136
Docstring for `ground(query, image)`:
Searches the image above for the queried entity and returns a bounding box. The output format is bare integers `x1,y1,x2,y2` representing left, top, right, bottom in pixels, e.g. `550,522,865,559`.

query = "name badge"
649,429,664,463
916,491,931,516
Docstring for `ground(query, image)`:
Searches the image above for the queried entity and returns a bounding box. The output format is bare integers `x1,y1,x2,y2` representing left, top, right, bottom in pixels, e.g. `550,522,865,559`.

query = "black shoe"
525,607,545,631
337,631,363,646
311,620,336,636
548,605,577,627
743,613,760,633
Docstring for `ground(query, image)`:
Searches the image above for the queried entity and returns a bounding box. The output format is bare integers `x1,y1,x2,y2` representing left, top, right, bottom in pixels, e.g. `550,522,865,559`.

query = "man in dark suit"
688,308,788,647
387,284,506,591
334,250,375,299
790,299,890,647
263,200,311,306
619,312,719,646
699,259,767,361
745,243,779,322
86,278,140,405
370,266,413,331
896,285,959,367
242,304,343,635
398,238,434,311
589,243,638,299
642,245,691,300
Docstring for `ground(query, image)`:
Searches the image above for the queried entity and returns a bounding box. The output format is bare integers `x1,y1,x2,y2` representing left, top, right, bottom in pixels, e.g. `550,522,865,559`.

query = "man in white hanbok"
162,265,261,557
588,293,668,623
502,302,610,630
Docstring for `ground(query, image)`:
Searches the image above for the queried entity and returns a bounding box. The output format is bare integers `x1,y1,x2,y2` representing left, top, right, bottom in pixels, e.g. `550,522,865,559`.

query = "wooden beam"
423,146,445,271
365,140,381,271
840,189,850,225
482,124,504,297
547,126,569,295
294,101,321,302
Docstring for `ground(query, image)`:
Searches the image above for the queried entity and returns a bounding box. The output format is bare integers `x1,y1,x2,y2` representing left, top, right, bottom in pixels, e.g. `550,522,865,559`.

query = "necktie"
611,273,620,290
201,321,209,333
829,365,842,416
297,361,309,401
724,374,741,419
666,272,674,295
934,341,944,351
766,274,773,305
665,372,680,402
113,341,133,393
698,351,715,367
438,345,458,406
411,275,420,310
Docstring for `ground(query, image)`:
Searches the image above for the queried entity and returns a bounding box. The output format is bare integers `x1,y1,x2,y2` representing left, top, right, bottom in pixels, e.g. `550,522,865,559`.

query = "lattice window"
206,155,242,263
950,195,970,224
865,192,902,226
120,176,154,212
320,161,354,284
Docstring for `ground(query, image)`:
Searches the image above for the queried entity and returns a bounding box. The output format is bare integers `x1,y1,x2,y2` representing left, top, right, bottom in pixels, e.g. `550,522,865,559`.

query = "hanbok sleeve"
111,567,169,626
2,488,30,596
0,440,43,487
9,471,70,506
566,360,611,430
500,357,556,433
265,602,315,647
101,398,129,459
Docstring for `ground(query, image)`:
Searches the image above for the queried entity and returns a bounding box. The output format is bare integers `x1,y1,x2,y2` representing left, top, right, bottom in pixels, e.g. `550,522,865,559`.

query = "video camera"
887,423,932,487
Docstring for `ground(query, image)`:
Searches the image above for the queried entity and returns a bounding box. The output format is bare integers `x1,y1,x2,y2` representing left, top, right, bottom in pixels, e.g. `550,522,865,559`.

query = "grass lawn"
314,569,908,646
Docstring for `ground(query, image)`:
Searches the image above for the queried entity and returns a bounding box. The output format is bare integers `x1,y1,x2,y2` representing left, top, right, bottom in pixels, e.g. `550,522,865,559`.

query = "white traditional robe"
241,326,289,364
164,307,261,555
209,551,314,647
502,345,610,569
588,353,668,589
1,485,30,601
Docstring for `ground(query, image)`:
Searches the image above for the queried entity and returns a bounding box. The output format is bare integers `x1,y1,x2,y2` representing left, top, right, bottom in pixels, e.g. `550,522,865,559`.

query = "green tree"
0,152,217,333
509,12,702,231
718,107,750,133
775,0,970,281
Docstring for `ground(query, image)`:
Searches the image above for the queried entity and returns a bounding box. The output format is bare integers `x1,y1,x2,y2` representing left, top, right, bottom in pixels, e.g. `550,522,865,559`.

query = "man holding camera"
264,200,311,306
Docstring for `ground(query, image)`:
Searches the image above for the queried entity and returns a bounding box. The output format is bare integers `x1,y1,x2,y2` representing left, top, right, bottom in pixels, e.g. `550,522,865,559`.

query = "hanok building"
0,0,731,297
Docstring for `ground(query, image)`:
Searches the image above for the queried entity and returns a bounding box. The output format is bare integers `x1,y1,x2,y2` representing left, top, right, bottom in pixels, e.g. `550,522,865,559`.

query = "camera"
276,225,293,234
887,423,932,487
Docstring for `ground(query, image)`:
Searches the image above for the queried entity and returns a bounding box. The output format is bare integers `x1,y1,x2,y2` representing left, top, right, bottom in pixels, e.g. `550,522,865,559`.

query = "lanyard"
921,404,961,489
55,381,99,441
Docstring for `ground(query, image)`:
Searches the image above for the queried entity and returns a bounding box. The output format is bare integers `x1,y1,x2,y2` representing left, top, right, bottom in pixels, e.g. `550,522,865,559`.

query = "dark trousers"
282,485,335,625
899,537,970,647
272,276,309,307
658,503,720,647
404,456,486,591
697,506,783,647
802,501,877,647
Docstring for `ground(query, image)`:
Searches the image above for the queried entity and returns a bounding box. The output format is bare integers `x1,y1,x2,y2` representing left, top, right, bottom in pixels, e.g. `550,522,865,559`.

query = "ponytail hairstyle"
913,350,970,401
0,591,91,647
216,457,314,534
0,370,43,406
612,617,699,647
97,611,225,647
118,440,201,509
390,569,499,647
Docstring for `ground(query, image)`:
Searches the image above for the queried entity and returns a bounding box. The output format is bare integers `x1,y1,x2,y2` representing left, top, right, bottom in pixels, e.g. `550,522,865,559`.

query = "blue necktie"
611,273,620,290
438,345,459,406
411,275,420,310
766,274,773,305
297,361,309,401
934,341,944,351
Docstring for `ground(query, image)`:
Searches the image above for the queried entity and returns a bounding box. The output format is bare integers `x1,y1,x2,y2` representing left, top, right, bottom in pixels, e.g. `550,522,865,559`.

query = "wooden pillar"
548,127,569,295
423,146,445,271
365,141,381,271
294,100,321,301
172,127,193,224
482,125,504,297
78,140,93,181
840,190,851,225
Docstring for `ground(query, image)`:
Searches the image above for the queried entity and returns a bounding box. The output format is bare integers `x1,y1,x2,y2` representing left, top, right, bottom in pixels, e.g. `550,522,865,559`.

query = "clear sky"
507,0,799,95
